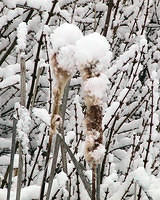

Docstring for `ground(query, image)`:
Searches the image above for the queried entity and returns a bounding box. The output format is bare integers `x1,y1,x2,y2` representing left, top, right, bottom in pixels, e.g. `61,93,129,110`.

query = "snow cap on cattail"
75,32,112,70
50,23,83,75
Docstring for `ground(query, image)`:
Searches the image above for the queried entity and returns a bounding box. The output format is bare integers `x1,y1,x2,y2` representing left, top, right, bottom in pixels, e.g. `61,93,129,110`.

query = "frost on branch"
76,33,112,166
15,102,31,155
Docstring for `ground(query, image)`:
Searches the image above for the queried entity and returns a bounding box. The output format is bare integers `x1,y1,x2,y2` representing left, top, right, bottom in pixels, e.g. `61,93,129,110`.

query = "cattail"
80,65,106,167
50,54,71,137
75,32,112,199
75,32,112,167
50,23,83,137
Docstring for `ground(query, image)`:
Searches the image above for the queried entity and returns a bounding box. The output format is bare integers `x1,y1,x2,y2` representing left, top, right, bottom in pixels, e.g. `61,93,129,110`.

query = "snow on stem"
16,22,28,200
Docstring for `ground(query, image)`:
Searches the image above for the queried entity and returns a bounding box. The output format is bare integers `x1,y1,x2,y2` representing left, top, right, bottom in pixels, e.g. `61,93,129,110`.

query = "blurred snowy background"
0,0,160,199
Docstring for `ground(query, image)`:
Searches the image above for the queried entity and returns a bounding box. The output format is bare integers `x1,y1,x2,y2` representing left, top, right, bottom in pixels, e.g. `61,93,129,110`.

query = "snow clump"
17,22,27,51
50,23,83,74
51,23,83,52
75,32,112,68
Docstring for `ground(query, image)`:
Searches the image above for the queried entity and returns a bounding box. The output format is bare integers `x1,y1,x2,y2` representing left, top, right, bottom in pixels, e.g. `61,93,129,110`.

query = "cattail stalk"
80,65,104,200
40,54,71,199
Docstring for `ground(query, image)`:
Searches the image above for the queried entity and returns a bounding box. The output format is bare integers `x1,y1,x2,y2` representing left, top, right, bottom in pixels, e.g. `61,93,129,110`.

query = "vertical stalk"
92,164,96,200
16,144,23,200
103,0,114,37
7,118,17,200
46,135,60,200
96,164,101,200
134,183,137,200
16,54,26,200
60,80,70,175
40,55,71,199
60,81,70,199
20,56,26,106
27,131,46,186
30,67,44,111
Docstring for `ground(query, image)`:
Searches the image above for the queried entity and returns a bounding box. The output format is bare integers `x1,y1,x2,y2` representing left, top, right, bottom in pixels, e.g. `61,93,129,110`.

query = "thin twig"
103,0,114,37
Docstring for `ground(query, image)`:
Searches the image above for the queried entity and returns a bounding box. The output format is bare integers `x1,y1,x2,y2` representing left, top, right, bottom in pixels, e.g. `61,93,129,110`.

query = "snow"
117,88,129,102
51,23,83,53
149,178,160,200
15,103,31,154
0,138,11,149
139,35,147,48
102,102,120,129
65,131,76,145
75,32,111,66
83,74,109,100
134,167,150,189
17,22,27,51
1,64,17,78
56,45,77,74
3,0,26,8
0,189,7,200
91,143,105,163
6,10,17,21
0,185,40,200
32,107,50,125
50,23,83,74
1,3,160,200
56,171,68,188
84,170,92,182
27,0,52,11
3,0,52,10
0,75,20,89
85,134,105,164
50,24,112,76
0,15,7,30
110,44,139,76
95,2,107,12
13,154,19,168
0,154,20,168
116,119,142,134
134,167,160,200
0,155,10,166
